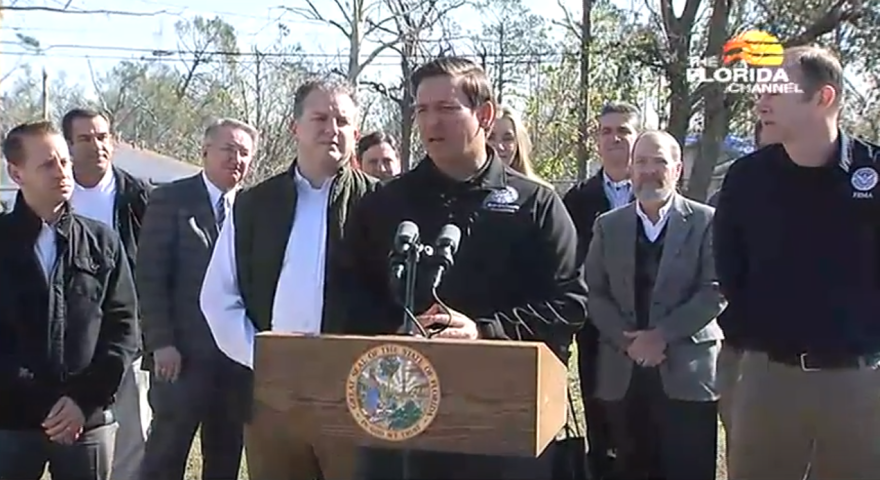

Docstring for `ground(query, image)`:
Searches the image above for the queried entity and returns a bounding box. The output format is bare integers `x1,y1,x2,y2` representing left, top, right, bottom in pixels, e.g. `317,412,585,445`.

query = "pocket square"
187,217,210,246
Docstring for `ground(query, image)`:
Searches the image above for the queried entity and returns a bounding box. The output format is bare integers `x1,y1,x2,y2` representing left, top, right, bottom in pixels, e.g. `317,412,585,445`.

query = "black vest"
634,219,667,329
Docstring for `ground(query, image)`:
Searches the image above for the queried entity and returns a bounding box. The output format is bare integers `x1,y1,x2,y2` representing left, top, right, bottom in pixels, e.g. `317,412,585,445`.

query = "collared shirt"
201,172,236,225
199,167,332,369
34,222,56,280
603,172,632,210
635,196,674,242
71,168,117,229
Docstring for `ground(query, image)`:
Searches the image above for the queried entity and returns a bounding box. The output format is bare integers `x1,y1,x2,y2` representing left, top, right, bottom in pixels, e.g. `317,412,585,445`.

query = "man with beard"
199,79,378,480
137,119,258,480
62,108,153,480
0,120,139,480
585,131,724,480
563,102,640,480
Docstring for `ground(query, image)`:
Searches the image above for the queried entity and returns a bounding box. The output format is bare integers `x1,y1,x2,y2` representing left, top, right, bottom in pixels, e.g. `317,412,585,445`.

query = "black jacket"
562,170,631,394
0,194,139,430
341,155,587,360
110,166,152,275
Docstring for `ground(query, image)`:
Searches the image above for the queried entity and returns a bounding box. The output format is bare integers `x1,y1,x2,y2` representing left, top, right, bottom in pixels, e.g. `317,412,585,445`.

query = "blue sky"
0,0,610,90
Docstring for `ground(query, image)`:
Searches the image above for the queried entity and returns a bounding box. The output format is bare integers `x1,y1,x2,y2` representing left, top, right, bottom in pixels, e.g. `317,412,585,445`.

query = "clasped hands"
624,329,667,367
414,303,479,339
42,396,85,445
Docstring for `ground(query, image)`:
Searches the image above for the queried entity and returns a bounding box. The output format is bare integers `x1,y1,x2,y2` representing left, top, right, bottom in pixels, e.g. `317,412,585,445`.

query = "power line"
0,40,567,60
0,49,569,67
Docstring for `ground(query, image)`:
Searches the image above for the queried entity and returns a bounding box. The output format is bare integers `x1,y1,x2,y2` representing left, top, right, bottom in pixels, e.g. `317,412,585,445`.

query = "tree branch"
784,0,861,47
281,1,351,38
0,6,167,16
362,79,402,104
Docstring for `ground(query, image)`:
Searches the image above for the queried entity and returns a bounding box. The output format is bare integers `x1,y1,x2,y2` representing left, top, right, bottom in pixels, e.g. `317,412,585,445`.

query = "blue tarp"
685,134,754,157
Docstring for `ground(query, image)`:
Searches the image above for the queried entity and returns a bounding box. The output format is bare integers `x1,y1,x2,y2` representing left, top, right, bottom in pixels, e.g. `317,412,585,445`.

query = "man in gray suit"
585,130,725,480
136,118,258,480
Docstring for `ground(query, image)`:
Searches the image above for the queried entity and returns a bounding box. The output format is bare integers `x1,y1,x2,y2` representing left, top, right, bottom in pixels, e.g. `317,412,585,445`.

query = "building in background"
1,143,200,207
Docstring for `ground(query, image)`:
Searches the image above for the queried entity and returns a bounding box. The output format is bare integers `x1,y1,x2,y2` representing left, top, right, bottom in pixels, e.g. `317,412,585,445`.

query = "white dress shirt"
635,196,674,242
34,222,56,280
199,169,332,369
70,168,117,228
201,172,235,223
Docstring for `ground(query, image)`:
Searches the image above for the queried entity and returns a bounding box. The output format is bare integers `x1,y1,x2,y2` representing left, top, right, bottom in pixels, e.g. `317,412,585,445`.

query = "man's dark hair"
410,56,494,109
61,108,109,143
357,131,397,159
292,79,357,120
597,102,642,127
2,120,59,166
785,45,844,106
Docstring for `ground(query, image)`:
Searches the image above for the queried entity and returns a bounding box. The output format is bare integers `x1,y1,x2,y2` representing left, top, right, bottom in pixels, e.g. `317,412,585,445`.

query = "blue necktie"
216,197,227,228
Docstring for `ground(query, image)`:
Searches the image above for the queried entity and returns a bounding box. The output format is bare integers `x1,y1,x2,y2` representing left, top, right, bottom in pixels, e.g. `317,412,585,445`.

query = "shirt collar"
413,148,507,191
635,194,674,225
603,172,631,189
201,172,236,207
11,191,73,242
294,167,334,192
837,130,852,172
74,167,115,191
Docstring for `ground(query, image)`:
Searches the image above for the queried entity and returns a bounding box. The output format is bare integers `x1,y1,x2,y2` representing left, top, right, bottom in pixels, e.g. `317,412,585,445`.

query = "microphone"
428,224,461,290
394,220,420,254
390,221,420,283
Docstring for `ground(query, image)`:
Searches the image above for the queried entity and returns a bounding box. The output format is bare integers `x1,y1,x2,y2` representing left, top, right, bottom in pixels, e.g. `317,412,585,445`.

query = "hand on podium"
417,303,479,340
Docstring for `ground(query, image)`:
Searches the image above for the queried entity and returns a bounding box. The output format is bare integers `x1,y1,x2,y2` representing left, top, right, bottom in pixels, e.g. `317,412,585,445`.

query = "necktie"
216,196,227,228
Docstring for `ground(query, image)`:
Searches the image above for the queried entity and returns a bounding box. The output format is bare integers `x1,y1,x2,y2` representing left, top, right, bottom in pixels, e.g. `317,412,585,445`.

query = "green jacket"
233,163,378,333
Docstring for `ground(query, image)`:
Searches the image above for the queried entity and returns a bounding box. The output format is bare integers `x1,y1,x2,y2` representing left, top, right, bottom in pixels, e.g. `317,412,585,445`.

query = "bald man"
585,131,725,480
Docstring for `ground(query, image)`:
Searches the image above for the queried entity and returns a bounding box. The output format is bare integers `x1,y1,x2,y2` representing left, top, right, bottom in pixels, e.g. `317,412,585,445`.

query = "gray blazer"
585,194,726,402
136,174,223,366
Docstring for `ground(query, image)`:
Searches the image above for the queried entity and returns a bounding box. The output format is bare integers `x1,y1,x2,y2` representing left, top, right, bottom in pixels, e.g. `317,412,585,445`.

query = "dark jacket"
342,155,587,357
234,163,379,333
110,166,152,275
0,194,139,430
562,170,632,396
136,174,227,363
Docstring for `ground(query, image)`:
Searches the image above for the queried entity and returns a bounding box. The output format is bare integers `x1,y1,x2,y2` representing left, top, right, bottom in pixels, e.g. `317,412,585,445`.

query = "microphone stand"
401,243,430,336
395,241,431,480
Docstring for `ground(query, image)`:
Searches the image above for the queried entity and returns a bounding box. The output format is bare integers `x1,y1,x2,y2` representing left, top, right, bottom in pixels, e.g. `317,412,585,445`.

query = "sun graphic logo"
722,30,785,67
686,29,801,95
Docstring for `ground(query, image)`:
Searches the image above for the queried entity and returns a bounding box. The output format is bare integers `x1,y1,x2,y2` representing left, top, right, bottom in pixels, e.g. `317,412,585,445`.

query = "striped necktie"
216,196,227,228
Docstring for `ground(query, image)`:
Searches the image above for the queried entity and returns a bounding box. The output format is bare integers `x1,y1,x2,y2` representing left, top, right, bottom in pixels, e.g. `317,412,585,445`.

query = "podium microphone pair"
388,221,461,480
390,220,461,335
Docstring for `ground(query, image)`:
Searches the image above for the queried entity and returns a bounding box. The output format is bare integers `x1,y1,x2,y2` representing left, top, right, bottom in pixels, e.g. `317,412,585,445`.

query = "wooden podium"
253,332,569,458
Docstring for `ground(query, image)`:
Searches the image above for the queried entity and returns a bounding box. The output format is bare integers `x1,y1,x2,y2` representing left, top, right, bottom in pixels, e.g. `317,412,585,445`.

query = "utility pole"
41,68,49,119
0,0,4,91
576,0,593,180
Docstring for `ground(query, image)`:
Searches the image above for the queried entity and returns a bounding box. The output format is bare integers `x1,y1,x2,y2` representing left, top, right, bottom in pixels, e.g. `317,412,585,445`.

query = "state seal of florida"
345,343,441,441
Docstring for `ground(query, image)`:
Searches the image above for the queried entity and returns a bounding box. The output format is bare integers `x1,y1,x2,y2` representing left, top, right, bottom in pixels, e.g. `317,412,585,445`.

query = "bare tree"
284,0,419,85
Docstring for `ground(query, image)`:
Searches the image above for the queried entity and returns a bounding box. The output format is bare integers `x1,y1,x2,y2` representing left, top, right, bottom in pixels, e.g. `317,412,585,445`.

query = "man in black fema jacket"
0,121,139,480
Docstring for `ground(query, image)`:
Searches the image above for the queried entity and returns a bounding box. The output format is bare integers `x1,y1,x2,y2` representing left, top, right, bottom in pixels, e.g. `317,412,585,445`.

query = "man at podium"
342,57,588,480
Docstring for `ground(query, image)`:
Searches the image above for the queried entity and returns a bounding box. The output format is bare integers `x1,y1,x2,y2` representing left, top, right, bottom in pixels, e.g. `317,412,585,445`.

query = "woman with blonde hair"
489,105,549,185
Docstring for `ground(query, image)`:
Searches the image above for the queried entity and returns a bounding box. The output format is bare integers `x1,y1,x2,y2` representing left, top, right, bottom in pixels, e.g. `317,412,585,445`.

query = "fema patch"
483,186,520,213
851,167,878,199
